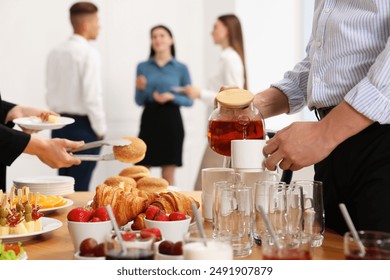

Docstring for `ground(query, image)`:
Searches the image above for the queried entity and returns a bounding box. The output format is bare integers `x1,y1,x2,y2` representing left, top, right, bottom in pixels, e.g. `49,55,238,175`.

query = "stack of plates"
13,175,75,196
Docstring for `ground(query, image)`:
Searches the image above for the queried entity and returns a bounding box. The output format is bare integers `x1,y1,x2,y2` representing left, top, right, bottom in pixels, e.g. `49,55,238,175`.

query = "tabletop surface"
18,191,345,260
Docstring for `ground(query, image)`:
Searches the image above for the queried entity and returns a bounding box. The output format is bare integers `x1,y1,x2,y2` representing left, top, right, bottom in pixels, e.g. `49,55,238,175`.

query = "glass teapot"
208,89,265,157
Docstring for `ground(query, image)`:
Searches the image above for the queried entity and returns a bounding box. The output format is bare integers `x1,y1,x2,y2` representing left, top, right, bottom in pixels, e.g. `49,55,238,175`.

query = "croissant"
91,184,156,226
131,213,146,230
131,192,199,230
92,184,199,228
152,191,200,220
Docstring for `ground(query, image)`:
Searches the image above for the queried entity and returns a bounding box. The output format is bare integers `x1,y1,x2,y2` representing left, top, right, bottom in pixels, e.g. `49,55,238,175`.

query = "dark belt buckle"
315,107,334,120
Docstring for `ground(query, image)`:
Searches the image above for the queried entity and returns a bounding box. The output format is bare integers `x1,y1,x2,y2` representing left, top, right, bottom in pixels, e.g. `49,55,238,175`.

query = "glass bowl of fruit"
155,240,184,260
74,238,105,260
105,230,157,260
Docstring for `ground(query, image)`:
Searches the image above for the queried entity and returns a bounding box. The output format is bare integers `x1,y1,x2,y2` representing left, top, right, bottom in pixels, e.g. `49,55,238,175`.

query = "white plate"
13,176,75,196
13,116,75,130
13,175,74,186
0,217,62,243
39,198,74,214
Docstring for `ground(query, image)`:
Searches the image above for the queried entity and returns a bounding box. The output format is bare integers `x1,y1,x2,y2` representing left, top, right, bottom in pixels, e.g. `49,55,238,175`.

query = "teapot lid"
216,89,254,108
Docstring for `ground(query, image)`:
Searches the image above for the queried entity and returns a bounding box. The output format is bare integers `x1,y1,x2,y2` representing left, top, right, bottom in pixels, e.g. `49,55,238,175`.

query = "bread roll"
104,175,136,191
113,136,147,163
137,177,169,193
119,165,150,181
40,113,59,123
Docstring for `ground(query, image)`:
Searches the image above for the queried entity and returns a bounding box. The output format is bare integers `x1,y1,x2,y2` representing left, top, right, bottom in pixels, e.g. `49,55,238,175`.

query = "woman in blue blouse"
135,25,193,186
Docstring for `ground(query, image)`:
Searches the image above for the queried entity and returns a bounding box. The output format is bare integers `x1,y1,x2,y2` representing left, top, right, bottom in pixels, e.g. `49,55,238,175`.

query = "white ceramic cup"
231,139,266,172
201,168,234,222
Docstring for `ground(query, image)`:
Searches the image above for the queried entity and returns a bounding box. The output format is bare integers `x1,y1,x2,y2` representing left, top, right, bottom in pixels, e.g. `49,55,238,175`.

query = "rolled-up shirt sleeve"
344,37,390,124
271,38,314,114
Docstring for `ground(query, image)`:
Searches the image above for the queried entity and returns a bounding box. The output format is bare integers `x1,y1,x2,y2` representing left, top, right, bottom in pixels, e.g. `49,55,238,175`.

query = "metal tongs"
68,138,132,161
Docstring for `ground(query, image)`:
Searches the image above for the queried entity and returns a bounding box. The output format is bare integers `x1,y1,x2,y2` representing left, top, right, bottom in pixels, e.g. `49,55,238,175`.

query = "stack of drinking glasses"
201,138,325,259
254,180,325,259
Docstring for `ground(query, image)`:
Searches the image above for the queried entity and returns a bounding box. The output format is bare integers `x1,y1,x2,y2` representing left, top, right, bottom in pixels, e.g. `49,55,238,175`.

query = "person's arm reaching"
24,137,83,168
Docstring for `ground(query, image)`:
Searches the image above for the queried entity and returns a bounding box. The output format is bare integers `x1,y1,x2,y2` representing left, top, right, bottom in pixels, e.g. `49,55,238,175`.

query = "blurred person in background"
135,25,193,186
182,14,247,190
45,2,106,191
0,93,83,192
255,0,390,234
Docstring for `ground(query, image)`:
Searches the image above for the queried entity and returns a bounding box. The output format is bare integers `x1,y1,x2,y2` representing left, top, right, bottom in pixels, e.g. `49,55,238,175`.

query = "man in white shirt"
46,2,106,191
256,0,390,234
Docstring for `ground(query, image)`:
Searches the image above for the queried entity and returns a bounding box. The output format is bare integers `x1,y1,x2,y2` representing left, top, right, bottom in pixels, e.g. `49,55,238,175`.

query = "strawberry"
145,205,160,220
92,206,110,221
67,206,94,222
169,212,187,221
141,228,162,241
154,212,169,221
88,217,101,223
121,232,136,241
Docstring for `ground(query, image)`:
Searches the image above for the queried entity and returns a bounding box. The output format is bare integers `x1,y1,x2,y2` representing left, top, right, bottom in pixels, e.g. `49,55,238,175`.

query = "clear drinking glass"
290,180,325,247
344,231,390,260
261,232,312,260
183,228,233,260
212,181,254,257
254,181,288,245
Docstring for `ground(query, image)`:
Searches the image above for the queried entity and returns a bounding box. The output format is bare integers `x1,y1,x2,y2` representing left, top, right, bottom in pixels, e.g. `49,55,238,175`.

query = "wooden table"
23,191,345,260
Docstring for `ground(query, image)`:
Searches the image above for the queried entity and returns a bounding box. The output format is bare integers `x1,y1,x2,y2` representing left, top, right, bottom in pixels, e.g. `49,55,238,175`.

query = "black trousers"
52,114,101,192
314,122,390,235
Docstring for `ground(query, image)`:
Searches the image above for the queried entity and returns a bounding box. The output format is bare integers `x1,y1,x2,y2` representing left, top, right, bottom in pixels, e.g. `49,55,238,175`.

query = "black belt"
315,107,334,120
59,113,88,119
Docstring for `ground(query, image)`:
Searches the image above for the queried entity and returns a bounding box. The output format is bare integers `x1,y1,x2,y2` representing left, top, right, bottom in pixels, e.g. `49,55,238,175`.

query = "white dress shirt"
201,47,244,105
272,0,390,124
46,34,106,136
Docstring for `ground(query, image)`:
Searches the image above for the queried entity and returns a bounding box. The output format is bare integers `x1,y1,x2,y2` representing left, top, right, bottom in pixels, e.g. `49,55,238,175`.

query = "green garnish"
0,241,25,260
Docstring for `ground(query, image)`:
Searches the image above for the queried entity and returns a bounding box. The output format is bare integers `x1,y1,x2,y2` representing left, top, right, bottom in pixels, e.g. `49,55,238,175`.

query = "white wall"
1,0,314,192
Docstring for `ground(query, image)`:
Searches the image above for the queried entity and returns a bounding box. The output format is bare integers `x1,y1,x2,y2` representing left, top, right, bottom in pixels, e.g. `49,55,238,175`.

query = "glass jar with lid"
208,89,265,157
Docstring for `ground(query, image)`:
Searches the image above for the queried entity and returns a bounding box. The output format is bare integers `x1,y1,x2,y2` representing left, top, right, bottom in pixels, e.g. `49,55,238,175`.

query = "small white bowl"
144,215,191,242
67,220,112,252
74,251,105,260
155,252,184,260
